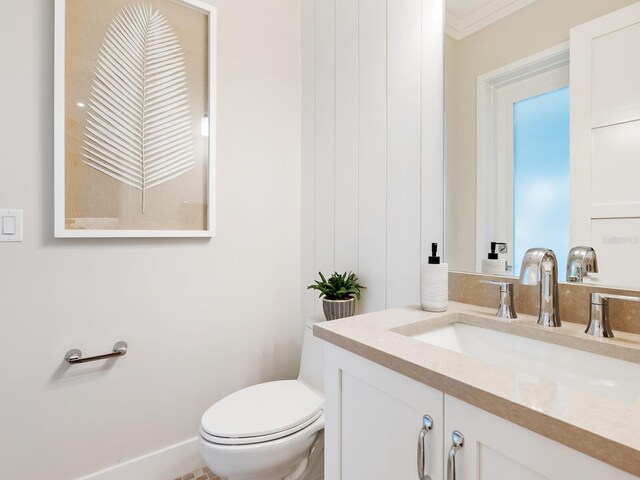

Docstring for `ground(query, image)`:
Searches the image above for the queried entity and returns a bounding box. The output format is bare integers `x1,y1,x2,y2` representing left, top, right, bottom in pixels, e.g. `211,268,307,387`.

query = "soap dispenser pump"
482,242,508,275
420,243,448,312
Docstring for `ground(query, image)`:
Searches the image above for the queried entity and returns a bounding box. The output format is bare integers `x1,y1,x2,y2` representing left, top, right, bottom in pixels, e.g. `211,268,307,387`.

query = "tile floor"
176,431,324,480
173,467,219,480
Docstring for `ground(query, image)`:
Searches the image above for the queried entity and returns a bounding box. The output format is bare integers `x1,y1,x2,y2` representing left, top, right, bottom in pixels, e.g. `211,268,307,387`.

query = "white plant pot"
322,297,356,320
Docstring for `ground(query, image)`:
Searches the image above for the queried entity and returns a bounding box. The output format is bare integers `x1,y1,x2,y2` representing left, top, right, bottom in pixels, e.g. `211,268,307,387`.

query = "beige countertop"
314,302,640,477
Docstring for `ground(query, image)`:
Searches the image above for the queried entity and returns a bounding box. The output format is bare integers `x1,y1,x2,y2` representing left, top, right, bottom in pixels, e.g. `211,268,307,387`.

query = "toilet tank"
297,317,325,395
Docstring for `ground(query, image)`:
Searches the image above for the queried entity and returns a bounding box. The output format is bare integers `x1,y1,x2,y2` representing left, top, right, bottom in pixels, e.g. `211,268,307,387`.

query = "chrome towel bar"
65,341,128,364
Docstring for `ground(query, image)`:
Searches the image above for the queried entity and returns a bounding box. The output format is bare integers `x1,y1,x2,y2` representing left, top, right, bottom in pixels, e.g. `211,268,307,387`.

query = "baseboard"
74,437,204,480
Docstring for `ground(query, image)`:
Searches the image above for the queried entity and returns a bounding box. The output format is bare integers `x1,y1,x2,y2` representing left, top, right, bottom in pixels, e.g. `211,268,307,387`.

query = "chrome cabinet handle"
447,430,464,480
417,415,433,480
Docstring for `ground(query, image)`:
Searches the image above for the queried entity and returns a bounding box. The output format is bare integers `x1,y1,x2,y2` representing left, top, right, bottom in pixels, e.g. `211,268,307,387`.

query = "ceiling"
446,0,538,39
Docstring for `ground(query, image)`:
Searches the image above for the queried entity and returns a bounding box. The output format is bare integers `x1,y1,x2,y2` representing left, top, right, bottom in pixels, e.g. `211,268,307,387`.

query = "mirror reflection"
444,0,640,288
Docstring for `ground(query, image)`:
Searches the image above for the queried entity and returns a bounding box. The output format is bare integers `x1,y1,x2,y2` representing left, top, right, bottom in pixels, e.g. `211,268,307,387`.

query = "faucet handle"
481,280,513,291
586,293,640,338
481,281,517,320
591,293,640,304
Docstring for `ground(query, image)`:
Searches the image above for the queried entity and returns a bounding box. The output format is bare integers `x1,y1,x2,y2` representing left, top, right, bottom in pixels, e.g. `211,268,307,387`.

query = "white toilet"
199,319,325,480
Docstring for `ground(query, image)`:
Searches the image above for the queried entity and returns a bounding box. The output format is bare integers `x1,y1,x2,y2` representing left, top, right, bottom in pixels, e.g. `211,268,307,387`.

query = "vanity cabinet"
324,344,445,480
324,344,636,480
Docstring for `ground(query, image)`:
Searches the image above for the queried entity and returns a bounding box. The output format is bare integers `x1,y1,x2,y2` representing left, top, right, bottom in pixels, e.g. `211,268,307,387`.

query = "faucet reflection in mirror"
567,246,598,283
519,248,561,328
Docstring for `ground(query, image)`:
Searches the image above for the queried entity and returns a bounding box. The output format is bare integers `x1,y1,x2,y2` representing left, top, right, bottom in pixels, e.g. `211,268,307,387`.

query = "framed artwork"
54,0,216,237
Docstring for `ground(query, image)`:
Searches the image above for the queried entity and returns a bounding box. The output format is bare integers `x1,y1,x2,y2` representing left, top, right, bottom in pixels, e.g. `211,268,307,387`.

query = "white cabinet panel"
570,2,640,283
592,21,640,126
478,444,548,480
342,372,430,479
324,344,444,480
444,395,636,480
591,218,640,287
592,120,640,206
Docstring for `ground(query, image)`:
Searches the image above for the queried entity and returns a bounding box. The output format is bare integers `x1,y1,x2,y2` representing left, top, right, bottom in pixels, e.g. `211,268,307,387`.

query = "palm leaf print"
82,3,196,213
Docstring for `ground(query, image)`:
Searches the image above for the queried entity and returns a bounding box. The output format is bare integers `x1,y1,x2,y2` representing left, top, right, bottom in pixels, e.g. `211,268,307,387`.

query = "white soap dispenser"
420,243,448,312
481,242,508,275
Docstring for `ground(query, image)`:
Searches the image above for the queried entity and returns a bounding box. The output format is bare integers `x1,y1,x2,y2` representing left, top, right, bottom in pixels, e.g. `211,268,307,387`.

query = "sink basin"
411,322,640,404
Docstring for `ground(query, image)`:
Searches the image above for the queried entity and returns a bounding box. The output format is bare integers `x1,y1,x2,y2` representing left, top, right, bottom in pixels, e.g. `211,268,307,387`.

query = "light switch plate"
0,209,23,242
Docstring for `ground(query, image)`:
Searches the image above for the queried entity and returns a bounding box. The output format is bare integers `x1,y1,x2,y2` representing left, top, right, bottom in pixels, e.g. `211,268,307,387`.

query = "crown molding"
446,0,537,40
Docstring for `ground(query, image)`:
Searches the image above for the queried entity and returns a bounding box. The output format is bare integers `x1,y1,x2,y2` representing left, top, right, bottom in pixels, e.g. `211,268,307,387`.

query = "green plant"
307,272,366,300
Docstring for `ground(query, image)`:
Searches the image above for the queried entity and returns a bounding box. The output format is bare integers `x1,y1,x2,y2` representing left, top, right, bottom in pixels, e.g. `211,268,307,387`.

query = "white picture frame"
54,0,217,238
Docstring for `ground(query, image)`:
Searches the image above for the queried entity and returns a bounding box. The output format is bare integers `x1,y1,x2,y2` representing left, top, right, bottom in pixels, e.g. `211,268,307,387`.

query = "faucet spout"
519,248,561,327
567,246,598,283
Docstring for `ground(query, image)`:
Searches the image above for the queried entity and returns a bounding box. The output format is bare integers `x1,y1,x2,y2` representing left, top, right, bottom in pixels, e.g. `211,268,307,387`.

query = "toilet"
199,319,325,480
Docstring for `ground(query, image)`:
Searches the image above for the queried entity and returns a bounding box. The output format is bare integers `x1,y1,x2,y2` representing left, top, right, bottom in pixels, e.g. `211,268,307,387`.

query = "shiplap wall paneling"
386,0,423,308
301,0,316,321
334,0,360,278
357,0,388,313
302,0,444,318
313,0,336,315
421,0,445,263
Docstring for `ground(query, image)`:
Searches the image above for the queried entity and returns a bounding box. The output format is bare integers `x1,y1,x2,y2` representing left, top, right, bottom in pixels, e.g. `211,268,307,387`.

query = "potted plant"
307,271,366,320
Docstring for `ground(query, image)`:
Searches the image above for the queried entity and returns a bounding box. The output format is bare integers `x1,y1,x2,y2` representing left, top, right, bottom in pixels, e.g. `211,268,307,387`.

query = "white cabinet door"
324,344,444,480
444,395,636,480
570,2,640,287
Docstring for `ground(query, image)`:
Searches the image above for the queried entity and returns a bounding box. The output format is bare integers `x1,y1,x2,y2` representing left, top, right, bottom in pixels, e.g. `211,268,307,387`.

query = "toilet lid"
200,380,324,442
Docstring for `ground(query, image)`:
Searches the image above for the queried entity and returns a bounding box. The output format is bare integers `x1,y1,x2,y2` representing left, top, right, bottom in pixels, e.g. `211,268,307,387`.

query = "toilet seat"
200,410,323,445
200,380,323,446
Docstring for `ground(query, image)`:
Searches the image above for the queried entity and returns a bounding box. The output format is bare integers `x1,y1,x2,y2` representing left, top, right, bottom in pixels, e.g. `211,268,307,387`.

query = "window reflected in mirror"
513,87,570,279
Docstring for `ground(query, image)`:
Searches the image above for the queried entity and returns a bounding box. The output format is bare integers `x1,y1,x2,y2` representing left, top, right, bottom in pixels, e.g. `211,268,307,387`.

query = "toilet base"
284,456,308,480
200,416,324,480
213,454,309,480
214,459,306,480
299,431,324,480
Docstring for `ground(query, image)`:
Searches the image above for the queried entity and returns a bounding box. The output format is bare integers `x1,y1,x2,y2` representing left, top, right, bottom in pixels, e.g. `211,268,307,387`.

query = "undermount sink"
411,322,640,404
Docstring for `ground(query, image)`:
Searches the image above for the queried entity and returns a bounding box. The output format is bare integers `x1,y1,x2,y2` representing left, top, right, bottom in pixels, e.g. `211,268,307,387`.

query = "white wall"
0,1,302,479
302,0,444,319
444,0,638,272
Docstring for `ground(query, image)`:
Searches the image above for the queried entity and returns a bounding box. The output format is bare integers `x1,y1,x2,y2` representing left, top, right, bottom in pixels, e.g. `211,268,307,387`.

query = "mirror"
444,0,640,289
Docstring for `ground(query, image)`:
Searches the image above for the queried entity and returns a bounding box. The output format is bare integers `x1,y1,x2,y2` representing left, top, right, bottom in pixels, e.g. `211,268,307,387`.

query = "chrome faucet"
567,246,598,283
586,293,640,338
519,248,561,327
481,280,517,319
